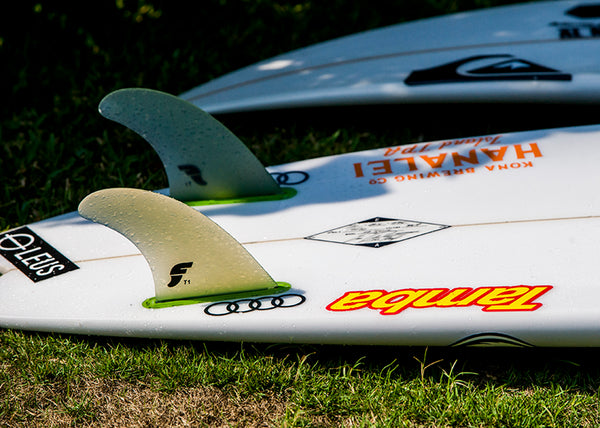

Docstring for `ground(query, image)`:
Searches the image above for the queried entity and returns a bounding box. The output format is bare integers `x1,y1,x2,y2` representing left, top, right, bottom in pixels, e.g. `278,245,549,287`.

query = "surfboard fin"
98,88,281,201
78,188,286,305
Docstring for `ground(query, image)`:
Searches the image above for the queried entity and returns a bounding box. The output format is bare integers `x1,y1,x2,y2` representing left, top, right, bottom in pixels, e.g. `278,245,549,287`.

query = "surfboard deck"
181,0,600,114
1,119,600,346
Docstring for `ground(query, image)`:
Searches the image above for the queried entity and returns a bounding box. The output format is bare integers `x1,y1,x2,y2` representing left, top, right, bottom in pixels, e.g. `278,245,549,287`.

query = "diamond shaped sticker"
306,217,449,248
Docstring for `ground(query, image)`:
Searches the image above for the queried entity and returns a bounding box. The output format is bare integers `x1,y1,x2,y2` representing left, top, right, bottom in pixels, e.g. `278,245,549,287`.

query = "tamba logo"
167,262,193,287
327,285,552,315
0,226,79,282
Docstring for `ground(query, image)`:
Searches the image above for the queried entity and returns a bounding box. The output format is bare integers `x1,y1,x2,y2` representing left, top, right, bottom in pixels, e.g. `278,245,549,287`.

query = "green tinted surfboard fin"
79,188,287,306
98,88,281,201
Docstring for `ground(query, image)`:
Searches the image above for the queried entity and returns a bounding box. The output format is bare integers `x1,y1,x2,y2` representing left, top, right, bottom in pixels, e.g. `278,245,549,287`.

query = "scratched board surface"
0,124,599,346
181,0,600,113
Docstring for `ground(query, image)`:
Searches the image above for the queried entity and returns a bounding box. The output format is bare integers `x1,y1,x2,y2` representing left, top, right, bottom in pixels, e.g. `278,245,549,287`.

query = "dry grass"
3,377,289,427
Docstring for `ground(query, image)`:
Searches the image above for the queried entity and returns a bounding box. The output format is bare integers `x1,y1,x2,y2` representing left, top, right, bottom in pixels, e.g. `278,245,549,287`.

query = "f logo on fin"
167,262,194,287
178,165,207,186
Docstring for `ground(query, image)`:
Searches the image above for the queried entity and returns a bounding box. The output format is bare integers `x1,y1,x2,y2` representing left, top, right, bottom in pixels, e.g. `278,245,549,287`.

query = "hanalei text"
353,134,544,184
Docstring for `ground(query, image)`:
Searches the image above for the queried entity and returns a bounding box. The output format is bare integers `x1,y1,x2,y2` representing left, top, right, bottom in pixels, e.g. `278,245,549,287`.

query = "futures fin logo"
178,164,207,186
167,262,193,287
405,55,571,86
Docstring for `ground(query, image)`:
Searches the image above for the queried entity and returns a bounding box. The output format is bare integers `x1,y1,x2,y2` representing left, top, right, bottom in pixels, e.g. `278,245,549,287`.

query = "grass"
2,330,600,426
0,329,598,426
2,0,600,426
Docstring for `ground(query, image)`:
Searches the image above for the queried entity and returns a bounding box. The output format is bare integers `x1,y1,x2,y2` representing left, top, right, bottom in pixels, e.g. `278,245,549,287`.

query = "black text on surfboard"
0,227,79,282
552,21,600,39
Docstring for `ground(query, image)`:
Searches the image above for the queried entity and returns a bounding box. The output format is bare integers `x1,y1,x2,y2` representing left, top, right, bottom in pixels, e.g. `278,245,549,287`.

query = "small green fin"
98,88,280,201
142,282,291,309
78,188,280,303
186,187,296,206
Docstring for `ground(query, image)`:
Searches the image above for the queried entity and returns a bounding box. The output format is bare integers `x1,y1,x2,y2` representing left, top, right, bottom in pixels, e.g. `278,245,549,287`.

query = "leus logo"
327,285,552,315
405,55,571,86
167,262,193,287
0,226,79,282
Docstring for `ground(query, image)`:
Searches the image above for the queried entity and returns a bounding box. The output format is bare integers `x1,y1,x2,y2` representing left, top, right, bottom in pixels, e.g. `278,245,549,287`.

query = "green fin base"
142,282,292,309
185,187,296,206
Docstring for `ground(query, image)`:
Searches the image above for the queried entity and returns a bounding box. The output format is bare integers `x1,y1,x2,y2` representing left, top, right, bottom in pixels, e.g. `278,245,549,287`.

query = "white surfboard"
1,88,599,346
181,0,600,114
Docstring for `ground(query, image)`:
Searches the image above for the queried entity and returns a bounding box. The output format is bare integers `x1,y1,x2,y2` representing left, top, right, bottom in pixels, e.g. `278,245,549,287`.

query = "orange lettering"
353,163,364,177
481,146,508,161
367,160,392,175
394,157,418,171
384,147,402,156
420,153,447,168
514,143,542,159
452,150,479,167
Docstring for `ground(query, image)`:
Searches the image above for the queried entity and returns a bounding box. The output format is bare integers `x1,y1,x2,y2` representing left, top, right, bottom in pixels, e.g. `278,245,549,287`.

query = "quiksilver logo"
0,226,79,282
167,262,193,287
405,55,571,86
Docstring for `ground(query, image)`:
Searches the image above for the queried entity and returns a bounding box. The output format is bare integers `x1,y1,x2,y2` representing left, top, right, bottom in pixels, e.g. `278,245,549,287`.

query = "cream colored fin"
78,188,278,302
98,88,280,201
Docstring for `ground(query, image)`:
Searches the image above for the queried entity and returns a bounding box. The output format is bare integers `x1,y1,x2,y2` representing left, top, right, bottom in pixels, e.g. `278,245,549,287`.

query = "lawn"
1,0,600,426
